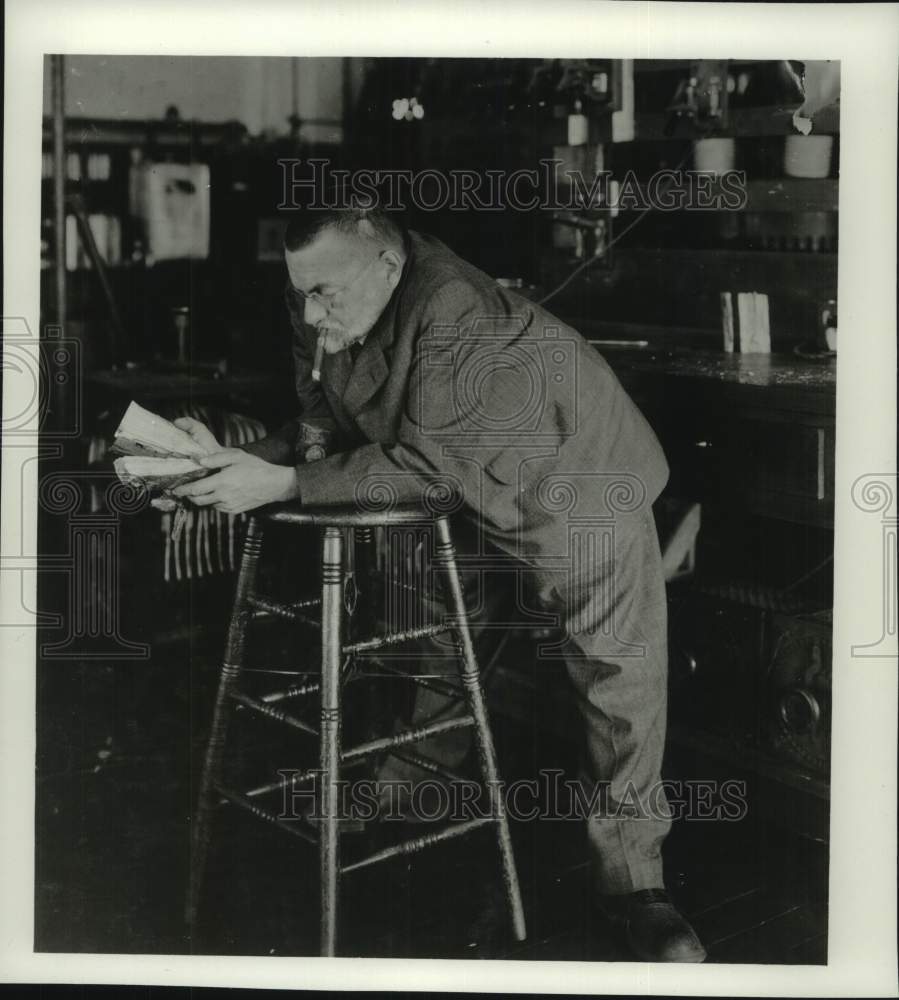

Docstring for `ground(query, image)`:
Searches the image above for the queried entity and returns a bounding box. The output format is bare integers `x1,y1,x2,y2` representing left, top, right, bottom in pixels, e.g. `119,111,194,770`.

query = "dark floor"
34,625,829,964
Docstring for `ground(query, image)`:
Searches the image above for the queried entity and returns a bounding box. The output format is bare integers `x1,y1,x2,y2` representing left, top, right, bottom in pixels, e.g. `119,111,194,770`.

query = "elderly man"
174,206,705,963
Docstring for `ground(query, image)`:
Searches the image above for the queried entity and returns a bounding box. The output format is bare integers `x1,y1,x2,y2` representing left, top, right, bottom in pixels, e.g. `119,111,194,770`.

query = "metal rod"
68,192,126,364
50,55,66,329
173,306,189,366
355,656,466,702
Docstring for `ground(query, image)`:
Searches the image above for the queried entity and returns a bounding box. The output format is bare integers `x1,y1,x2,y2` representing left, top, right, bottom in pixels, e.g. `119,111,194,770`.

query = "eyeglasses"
292,255,380,311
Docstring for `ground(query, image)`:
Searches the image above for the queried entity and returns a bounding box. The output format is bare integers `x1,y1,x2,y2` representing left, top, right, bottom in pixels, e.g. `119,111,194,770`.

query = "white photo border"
3,0,897,994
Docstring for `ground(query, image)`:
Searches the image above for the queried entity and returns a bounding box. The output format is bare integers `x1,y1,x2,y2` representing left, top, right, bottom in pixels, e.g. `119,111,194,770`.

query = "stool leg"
187,516,264,927
320,526,344,957
434,516,527,942
352,525,376,631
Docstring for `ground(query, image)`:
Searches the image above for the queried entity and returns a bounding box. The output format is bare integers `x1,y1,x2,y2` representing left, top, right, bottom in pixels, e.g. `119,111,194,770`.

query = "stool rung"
215,783,317,845
260,678,321,703
340,816,493,874
356,657,465,701
386,747,469,785
343,621,450,656
291,596,322,610
238,756,369,802
249,595,321,628
342,716,474,763
236,764,319,801
231,691,318,736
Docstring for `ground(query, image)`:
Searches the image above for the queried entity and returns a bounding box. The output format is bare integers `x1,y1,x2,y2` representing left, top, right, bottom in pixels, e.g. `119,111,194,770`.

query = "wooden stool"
186,502,527,956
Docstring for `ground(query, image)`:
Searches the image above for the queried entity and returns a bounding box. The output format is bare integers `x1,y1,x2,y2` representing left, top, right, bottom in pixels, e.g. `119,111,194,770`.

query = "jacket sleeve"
293,279,489,508
239,280,335,464
238,419,300,464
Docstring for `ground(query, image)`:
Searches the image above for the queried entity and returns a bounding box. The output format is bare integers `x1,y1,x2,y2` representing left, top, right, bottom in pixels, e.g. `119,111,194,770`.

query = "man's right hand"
173,416,224,455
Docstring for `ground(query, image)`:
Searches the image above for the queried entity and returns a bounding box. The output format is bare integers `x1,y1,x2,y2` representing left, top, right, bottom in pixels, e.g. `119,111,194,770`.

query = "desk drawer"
664,415,835,525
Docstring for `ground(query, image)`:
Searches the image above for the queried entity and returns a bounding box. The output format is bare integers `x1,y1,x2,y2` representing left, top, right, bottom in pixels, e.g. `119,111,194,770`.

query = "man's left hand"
173,450,299,514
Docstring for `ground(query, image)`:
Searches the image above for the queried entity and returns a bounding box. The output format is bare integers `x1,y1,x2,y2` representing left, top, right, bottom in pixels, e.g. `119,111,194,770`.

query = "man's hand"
172,450,299,514
173,416,223,454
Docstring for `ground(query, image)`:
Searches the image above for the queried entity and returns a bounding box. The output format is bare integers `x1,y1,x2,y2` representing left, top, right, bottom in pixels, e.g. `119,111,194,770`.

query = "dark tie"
348,340,363,365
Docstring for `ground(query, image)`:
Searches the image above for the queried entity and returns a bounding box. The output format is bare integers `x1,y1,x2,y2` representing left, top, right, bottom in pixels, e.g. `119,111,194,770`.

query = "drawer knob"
777,687,821,735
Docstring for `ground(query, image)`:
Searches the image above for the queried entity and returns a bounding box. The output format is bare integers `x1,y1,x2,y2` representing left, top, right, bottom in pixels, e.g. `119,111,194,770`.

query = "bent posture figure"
175,207,706,963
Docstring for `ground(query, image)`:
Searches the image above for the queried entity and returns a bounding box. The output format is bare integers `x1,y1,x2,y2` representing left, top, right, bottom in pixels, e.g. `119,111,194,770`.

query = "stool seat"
187,504,526,956
261,500,438,528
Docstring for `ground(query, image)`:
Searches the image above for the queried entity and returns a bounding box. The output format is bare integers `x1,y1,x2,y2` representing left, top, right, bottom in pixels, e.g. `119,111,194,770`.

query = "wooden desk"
592,347,835,835
599,346,837,528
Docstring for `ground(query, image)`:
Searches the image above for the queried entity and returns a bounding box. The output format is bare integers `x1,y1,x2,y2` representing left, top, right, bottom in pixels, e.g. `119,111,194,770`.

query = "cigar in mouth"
312,331,326,382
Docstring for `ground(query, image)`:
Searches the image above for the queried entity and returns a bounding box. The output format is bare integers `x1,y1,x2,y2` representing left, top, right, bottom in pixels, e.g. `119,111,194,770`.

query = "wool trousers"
374,508,672,896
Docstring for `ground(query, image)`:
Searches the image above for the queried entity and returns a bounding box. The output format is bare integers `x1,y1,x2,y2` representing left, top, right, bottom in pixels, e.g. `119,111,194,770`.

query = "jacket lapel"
319,350,357,435
336,238,416,421
341,344,391,418
340,273,405,418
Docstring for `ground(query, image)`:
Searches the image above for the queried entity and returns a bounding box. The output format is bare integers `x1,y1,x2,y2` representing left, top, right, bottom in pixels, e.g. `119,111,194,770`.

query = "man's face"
285,226,402,355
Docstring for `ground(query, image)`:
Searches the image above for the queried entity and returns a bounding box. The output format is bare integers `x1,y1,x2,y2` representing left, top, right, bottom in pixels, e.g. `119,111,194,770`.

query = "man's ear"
379,248,404,289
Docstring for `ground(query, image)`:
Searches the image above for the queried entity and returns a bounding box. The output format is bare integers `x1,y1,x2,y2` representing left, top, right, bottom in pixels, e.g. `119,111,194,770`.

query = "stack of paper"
720,291,771,353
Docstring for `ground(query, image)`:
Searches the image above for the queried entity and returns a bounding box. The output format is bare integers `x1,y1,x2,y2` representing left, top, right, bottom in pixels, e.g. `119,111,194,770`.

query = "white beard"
319,327,364,355
315,287,388,355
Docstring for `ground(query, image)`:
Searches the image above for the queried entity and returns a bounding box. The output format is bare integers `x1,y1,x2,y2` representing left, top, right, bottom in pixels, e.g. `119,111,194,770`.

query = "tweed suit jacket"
245,231,669,564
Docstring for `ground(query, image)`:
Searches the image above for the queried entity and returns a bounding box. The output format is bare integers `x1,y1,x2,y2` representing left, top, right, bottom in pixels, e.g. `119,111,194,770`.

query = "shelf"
634,104,840,139
743,179,838,213
610,246,837,262
604,178,838,214
42,116,247,148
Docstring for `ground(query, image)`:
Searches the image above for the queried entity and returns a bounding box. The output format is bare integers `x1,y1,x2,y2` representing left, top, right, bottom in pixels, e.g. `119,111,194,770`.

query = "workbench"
598,345,837,528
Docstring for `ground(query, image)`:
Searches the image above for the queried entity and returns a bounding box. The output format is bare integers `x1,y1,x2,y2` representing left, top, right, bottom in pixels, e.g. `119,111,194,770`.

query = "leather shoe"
596,888,707,962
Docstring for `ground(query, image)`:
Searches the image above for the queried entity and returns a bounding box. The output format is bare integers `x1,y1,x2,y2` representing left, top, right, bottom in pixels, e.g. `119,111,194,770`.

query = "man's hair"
283,206,407,255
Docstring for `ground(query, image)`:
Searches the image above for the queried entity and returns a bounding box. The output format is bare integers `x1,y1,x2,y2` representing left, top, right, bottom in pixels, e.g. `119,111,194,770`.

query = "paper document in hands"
110,400,212,460
113,455,209,495
111,402,212,522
